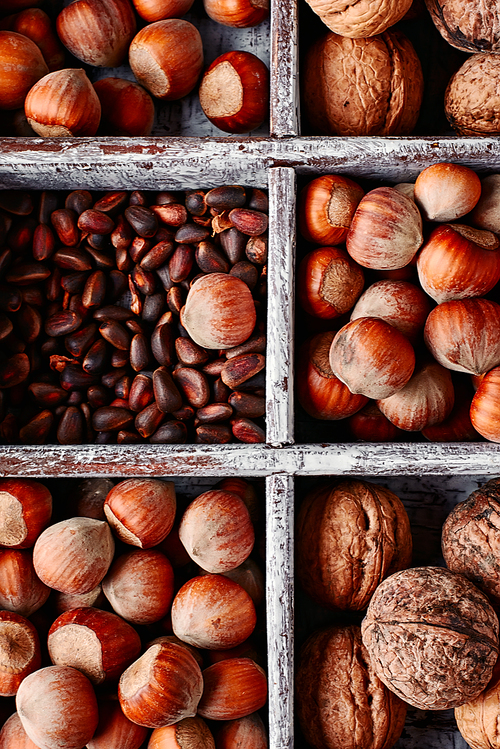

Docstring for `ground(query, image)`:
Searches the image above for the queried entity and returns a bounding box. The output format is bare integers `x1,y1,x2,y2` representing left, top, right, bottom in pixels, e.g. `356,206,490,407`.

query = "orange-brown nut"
0,478,52,548
104,478,176,549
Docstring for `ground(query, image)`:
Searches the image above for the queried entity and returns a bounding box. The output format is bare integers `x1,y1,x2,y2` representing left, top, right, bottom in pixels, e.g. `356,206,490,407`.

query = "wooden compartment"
292,473,497,749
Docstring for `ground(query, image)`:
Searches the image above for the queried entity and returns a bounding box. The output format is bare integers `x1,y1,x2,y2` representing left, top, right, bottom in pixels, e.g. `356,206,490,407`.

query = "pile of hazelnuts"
0,475,268,748
0,0,269,136
296,162,500,444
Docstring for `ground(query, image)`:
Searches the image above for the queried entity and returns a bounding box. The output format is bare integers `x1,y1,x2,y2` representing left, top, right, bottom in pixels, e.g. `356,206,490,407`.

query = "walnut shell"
445,54,500,135
296,479,412,610
361,566,500,710
455,660,500,749
302,30,423,136
442,478,500,603
296,625,407,749
304,0,413,39
426,0,500,53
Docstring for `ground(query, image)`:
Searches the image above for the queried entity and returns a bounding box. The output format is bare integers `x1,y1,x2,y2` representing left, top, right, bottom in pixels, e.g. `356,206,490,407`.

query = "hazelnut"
329,317,416,400
296,332,369,420
424,298,500,375
416,224,500,303
102,548,174,625
0,548,50,617
0,712,41,749
48,607,141,684
350,280,431,343
33,517,115,594
0,30,48,110
25,68,101,136
215,712,268,749
148,716,215,748
104,478,176,549
471,174,500,233
0,611,41,697
297,246,364,319
0,477,52,548
118,641,203,728
94,78,155,137
171,574,257,649
297,174,364,245
348,401,402,442
87,699,148,749
470,366,500,442
131,0,195,20
74,478,114,520
178,489,254,573
197,658,267,721
129,20,203,101
199,51,269,134
56,0,136,67
414,162,481,222
8,8,65,72
202,0,269,27
377,358,455,432
346,186,423,270
180,273,256,349
16,665,99,749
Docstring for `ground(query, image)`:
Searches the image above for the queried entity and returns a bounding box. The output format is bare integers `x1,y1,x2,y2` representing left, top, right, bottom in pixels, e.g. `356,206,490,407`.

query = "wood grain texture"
270,0,298,135
266,167,295,446
3,137,500,189
266,473,294,749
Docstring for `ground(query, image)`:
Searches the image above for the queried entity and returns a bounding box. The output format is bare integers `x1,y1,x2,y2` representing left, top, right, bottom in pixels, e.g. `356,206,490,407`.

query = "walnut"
442,477,500,603
296,479,412,610
445,54,500,135
296,625,407,749
302,30,423,136
426,0,500,53
304,0,413,39
455,661,500,749
361,566,499,710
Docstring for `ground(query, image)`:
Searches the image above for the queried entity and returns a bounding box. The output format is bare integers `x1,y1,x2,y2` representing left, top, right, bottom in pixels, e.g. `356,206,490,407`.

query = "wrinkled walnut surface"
445,54,500,135
305,0,413,38
426,0,500,53
455,660,500,749
361,566,499,710
303,30,423,136
296,479,412,610
296,625,407,749
442,477,500,602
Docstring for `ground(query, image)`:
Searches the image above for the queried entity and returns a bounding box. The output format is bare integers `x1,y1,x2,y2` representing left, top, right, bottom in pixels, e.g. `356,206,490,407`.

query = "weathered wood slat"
3,137,500,189
266,167,295,446
266,474,294,749
2,443,500,477
270,0,298,135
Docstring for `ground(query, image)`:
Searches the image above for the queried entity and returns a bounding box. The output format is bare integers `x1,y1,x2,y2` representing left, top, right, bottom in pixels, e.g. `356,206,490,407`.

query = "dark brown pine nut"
87,384,110,409
130,333,150,372
99,320,130,351
221,353,265,389
94,305,133,322
174,223,210,244
153,366,183,413
111,215,133,250
38,191,59,224
196,402,233,423
169,244,194,283
0,285,22,313
150,204,188,226
229,260,259,290
60,364,99,391
228,391,266,418
124,206,158,237
142,292,165,325
185,190,207,216
17,304,42,344
129,237,151,264
172,367,210,409
245,235,268,265
51,208,80,246
6,262,51,286
61,271,89,294
45,311,82,337
93,191,128,214
111,348,129,368
171,404,195,421
32,224,56,261
195,242,230,274
248,188,269,212
166,286,185,316
175,337,209,367
78,209,115,235
0,314,13,341
67,390,83,406
108,270,128,301
53,247,93,272
135,402,164,438
83,339,108,374
65,190,93,216
149,420,187,443
85,245,115,270
57,405,84,444
228,208,268,236
65,323,97,358
205,185,246,210
92,406,134,431
195,424,232,444
132,265,156,296
28,382,68,408
230,417,265,443
140,240,175,271
19,409,54,444
0,353,30,388
202,358,226,377
129,373,154,412
225,333,266,359
151,322,175,367
82,270,107,309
